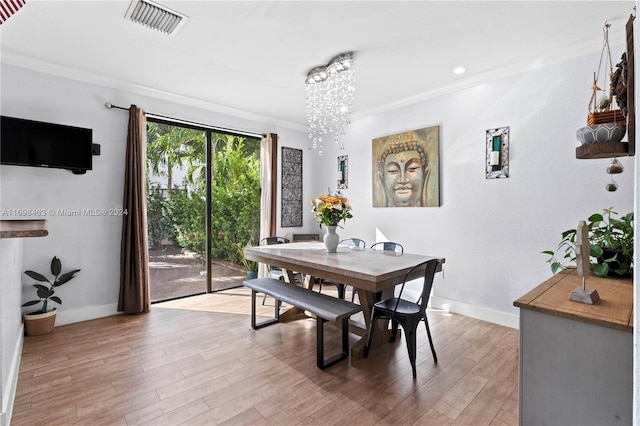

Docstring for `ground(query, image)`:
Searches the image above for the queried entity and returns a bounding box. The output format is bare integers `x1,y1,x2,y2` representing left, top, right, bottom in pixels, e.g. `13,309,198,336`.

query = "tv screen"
1,116,93,172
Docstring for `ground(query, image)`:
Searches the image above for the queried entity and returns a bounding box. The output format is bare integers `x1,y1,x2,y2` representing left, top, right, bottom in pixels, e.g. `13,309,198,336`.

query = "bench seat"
243,277,362,369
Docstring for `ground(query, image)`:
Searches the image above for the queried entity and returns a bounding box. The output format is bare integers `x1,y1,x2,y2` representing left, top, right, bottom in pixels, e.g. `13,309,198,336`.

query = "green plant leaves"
24,270,50,283
590,245,603,257
592,263,609,277
23,257,79,311
33,284,49,292
588,213,604,223
543,208,633,277
51,256,61,276
36,287,54,299
55,270,81,286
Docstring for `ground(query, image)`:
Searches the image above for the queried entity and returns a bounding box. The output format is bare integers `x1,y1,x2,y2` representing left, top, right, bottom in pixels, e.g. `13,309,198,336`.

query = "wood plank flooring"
12,287,519,425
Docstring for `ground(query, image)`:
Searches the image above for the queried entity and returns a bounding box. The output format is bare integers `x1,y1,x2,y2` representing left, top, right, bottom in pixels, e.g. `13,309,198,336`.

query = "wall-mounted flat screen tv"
1,116,93,173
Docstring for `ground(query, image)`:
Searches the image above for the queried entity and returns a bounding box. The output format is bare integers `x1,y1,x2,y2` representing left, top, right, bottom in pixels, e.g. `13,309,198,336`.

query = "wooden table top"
245,242,444,293
514,269,633,332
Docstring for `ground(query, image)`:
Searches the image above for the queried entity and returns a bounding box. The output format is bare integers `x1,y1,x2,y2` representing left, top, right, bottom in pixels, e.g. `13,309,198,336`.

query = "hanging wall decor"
281,147,303,227
372,125,440,207
486,126,509,179
576,15,635,160
337,155,348,189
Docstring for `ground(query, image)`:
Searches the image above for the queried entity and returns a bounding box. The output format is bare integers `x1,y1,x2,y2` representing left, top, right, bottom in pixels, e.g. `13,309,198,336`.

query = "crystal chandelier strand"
306,52,355,154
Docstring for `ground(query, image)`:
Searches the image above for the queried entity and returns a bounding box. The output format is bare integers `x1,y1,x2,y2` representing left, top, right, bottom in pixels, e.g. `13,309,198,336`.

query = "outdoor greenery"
147,123,206,196
146,122,260,265
147,183,174,247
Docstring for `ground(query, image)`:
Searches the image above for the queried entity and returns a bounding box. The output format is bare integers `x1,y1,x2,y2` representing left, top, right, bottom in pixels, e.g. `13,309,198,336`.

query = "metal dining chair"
316,238,366,300
363,259,439,378
259,236,290,304
370,241,404,253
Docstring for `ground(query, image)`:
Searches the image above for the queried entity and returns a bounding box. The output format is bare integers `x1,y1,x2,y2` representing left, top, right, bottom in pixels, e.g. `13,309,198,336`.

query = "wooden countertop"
514,269,633,332
0,220,48,238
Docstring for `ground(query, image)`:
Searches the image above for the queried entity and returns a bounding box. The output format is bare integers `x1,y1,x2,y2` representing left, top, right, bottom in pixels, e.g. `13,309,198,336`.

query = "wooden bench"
243,277,362,369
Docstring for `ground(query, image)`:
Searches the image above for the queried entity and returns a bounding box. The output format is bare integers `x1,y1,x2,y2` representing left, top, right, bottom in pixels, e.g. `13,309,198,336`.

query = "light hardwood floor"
12,288,519,425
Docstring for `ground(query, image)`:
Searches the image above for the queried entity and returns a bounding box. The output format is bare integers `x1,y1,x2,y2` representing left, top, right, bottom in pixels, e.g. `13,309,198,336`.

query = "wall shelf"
575,14,635,161
0,219,48,238
575,142,629,159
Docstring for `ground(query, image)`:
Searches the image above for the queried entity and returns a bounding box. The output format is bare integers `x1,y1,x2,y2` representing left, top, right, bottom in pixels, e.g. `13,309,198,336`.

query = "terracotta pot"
23,309,56,336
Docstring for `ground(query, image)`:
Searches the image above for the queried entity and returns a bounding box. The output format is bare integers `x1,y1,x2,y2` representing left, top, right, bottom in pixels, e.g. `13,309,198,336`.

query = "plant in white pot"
22,256,80,336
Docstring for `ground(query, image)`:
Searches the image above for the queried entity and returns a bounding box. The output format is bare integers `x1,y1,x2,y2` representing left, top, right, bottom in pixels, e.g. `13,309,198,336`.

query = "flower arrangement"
311,189,353,227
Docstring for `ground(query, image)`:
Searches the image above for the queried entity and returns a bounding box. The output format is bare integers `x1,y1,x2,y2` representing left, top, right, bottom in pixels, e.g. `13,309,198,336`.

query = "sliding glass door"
146,120,260,302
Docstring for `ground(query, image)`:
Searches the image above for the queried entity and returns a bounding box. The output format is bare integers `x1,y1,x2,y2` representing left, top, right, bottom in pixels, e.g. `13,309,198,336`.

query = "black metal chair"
316,238,366,300
260,236,290,245
259,236,290,304
370,241,404,253
364,259,440,378
259,236,290,279
341,237,366,250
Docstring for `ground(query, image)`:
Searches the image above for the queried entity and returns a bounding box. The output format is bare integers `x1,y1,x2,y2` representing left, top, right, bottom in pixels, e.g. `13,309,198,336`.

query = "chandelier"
305,52,355,155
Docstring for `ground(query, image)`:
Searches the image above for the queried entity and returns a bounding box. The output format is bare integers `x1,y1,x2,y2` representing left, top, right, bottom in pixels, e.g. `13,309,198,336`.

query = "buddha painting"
372,126,440,207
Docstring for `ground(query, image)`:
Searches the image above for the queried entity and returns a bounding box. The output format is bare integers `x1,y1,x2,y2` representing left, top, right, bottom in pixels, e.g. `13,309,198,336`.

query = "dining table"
244,241,445,359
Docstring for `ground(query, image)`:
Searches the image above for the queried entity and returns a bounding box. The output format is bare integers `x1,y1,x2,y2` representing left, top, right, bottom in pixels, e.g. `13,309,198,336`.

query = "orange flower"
311,189,353,227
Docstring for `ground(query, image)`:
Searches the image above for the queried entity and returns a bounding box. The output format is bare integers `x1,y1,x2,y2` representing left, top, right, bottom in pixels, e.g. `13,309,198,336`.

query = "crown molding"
0,49,308,133
352,32,625,120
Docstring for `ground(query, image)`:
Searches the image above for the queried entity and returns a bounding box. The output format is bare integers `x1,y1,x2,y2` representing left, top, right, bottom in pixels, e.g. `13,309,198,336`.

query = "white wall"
0,64,311,326
0,39,635,331
314,47,635,328
0,238,24,426
0,25,638,426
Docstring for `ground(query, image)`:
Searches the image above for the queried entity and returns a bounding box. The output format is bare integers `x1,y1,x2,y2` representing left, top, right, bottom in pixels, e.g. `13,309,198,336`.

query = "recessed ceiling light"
453,66,466,75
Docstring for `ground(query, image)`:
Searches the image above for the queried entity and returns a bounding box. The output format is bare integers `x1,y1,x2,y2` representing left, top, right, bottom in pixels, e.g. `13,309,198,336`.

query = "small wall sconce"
486,127,509,179
338,155,348,189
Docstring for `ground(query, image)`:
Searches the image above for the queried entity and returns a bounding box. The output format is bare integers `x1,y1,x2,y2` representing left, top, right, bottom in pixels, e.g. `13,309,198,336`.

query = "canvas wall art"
372,125,440,207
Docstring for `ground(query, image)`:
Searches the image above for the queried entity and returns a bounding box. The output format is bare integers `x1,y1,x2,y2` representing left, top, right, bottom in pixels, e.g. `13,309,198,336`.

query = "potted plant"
233,241,258,279
22,256,80,336
543,207,633,278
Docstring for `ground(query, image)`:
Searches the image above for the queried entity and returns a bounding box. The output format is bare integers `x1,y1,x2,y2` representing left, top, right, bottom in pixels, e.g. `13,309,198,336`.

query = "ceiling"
0,1,635,131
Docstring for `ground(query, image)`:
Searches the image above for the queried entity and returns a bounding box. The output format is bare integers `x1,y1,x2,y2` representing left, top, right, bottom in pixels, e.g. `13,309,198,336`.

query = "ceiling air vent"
124,0,187,36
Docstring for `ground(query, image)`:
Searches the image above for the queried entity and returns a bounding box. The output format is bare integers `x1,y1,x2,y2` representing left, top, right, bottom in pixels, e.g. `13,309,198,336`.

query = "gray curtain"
118,105,150,314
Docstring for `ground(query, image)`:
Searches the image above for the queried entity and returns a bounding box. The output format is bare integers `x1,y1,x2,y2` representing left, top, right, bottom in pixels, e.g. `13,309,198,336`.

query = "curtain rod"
104,102,264,139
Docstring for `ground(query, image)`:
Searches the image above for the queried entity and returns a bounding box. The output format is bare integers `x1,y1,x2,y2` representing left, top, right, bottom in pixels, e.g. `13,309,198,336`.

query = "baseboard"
1,324,24,426
55,303,119,326
430,296,519,330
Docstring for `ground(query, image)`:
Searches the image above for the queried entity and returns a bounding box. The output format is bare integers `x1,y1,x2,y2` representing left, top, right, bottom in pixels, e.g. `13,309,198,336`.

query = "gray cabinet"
515,270,633,425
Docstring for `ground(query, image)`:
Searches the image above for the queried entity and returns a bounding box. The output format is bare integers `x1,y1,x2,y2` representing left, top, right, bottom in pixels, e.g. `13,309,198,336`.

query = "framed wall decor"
372,125,440,207
486,126,509,179
337,155,348,189
281,147,303,227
